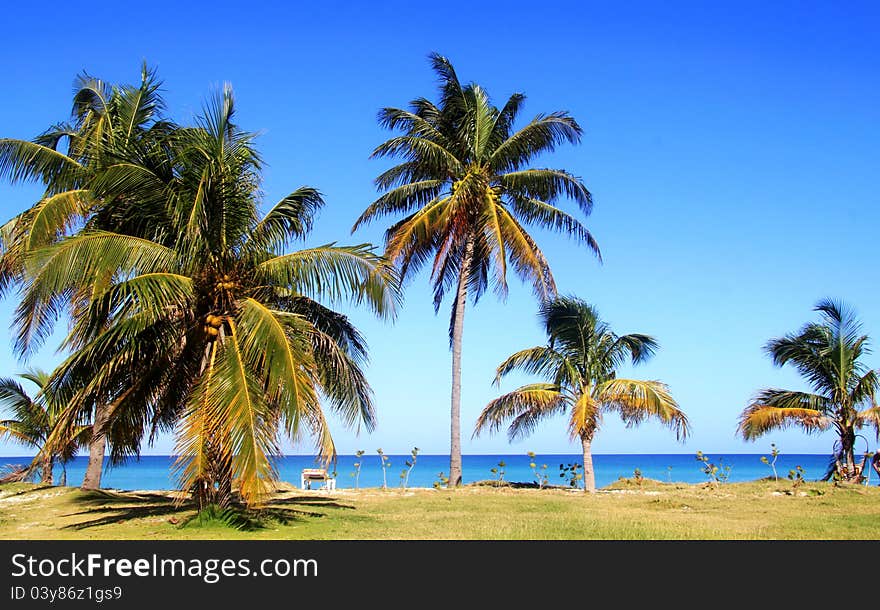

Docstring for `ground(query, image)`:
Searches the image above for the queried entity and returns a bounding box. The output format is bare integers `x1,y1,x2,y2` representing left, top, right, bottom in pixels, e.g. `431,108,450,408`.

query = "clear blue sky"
1,1,878,457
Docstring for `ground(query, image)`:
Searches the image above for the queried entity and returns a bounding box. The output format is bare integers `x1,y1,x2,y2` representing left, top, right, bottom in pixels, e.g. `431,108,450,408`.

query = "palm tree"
16,86,399,508
474,297,689,491
738,299,880,482
0,369,90,485
354,54,599,486
0,65,169,490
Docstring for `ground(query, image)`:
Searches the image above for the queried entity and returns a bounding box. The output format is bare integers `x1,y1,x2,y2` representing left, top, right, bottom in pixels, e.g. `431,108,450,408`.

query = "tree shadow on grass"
270,495,355,510
0,483,58,498
60,489,348,532
61,491,193,530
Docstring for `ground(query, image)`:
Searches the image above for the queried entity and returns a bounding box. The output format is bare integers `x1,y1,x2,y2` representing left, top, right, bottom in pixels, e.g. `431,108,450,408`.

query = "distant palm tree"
474,297,688,491
0,369,90,484
16,87,399,508
355,54,599,486
738,299,879,481
0,65,170,490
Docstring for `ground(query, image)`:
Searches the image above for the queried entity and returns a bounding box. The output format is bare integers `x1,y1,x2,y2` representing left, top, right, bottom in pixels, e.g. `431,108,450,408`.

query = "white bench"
300,468,336,491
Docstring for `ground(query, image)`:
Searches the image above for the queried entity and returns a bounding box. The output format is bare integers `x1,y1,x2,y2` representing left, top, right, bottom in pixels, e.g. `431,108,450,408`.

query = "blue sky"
1,1,878,457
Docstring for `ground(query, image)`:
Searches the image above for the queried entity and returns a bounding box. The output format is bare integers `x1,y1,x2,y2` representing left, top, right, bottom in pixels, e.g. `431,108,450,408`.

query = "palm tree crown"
475,296,688,491
354,53,600,486
738,299,879,480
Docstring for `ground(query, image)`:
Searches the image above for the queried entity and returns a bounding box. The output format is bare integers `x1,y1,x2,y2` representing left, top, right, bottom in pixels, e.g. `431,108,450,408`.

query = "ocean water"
1,453,849,490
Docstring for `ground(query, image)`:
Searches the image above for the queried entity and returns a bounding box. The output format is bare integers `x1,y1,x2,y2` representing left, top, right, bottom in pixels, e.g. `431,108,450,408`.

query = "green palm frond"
308,324,376,436
501,168,592,214
248,187,324,251
16,232,177,355
217,319,279,506
489,114,583,174
258,244,400,319
494,346,575,387
235,298,319,438
25,190,93,250
0,421,38,446
0,138,83,186
506,195,600,257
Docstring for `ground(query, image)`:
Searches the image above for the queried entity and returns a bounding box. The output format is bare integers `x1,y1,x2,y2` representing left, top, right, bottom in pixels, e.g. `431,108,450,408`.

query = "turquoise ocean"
1,453,852,490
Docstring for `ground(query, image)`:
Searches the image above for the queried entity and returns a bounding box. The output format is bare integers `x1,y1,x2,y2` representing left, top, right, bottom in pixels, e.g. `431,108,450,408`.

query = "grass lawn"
1,479,879,540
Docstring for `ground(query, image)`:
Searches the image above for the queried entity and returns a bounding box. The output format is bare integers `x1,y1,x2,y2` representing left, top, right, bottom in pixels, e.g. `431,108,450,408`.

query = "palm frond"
856,406,880,439
489,114,582,174
501,168,592,215
0,138,83,186
598,379,689,440
474,383,566,439
494,345,575,387
248,187,324,251
738,401,831,440
568,392,600,440
258,244,400,319
235,298,319,441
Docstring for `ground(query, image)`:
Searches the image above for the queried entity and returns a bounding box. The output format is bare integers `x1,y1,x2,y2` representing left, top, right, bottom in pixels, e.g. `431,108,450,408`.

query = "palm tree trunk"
81,403,108,490
581,434,596,492
448,238,474,488
841,427,857,482
41,455,54,485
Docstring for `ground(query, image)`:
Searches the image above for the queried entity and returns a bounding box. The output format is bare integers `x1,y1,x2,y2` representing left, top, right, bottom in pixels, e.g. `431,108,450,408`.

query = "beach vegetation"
760,443,780,481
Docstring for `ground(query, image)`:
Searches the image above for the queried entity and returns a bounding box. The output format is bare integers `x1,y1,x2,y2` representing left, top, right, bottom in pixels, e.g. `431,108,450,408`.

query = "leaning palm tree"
474,297,689,491
17,86,399,508
0,65,170,489
738,299,879,482
0,369,90,485
354,54,599,486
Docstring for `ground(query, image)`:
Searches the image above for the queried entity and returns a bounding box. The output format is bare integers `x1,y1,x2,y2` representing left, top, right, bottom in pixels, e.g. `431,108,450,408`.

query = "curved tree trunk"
448,238,474,488
81,403,108,490
581,434,596,492
40,455,54,485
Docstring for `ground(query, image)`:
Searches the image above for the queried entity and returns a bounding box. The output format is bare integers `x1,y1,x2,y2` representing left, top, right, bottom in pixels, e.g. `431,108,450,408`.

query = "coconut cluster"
216,273,236,291
204,314,224,337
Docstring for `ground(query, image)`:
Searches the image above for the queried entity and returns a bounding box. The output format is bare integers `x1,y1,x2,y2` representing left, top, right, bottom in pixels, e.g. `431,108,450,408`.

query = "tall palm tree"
0,65,170,489
354,54,599,486
738,299,880,482
17,86,399,508
474,297,688,491
0,369,90,484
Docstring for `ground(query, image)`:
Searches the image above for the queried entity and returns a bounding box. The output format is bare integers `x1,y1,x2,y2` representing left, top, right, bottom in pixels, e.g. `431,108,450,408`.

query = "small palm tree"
474,297,689,491
738,299,879,481
0,369,90,484
355,54,599,486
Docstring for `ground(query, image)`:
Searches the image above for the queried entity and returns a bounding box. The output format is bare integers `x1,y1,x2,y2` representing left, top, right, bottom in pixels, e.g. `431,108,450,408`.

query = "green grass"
1,479,879,539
